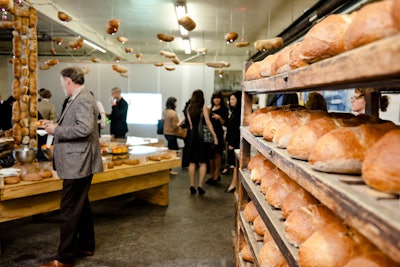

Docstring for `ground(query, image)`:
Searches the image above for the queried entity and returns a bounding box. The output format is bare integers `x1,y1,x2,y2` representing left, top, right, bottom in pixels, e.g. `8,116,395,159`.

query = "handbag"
198,112,214,143
157,119,164,134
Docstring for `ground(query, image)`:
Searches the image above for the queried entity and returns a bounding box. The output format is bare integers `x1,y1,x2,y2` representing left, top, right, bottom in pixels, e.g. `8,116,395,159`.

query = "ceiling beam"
30,0,126,59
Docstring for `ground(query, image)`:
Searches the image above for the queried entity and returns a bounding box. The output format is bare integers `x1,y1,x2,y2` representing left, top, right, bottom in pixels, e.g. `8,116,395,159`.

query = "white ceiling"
2,0,319,68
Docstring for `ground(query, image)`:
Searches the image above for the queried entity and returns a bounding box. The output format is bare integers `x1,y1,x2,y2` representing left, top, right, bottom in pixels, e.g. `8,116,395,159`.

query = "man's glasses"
350,95,364,101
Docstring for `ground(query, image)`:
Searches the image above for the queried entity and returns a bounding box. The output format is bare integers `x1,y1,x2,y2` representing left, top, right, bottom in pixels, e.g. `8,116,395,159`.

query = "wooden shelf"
238,212,263,266
239,169,299,267
243,34,400,93
240,126,400,262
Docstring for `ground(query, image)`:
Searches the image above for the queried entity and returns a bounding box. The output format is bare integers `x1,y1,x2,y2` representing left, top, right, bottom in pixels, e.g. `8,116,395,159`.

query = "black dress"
210,105,229,154
187,112,213,164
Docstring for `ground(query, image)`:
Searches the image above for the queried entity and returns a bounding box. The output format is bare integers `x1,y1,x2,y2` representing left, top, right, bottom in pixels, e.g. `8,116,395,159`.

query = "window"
122,93,162,124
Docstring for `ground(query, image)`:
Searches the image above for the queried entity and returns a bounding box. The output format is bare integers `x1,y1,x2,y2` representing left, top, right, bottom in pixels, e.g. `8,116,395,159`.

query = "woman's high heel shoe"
190,186,197,195
225,187,235,193
198,187,206,195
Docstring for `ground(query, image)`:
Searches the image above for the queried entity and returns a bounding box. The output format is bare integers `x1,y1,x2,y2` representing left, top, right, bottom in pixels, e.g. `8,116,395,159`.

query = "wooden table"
0,155,180,254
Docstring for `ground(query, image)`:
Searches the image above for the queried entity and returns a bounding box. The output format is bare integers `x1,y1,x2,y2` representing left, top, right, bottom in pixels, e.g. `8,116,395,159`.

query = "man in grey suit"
40,66,103,267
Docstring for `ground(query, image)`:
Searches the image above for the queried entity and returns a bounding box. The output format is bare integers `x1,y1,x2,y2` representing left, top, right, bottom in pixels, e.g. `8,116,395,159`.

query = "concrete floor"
0,168,236,267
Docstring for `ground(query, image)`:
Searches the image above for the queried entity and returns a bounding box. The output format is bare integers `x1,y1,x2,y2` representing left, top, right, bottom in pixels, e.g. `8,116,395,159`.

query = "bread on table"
362,129,400,194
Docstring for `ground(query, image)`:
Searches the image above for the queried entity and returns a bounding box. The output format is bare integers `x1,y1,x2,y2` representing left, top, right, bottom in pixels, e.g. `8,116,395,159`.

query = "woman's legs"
188,162,197,194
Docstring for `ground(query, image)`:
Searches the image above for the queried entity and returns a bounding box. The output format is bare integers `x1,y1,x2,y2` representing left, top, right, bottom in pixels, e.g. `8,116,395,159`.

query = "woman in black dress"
186,90,218,195
206,92,229,186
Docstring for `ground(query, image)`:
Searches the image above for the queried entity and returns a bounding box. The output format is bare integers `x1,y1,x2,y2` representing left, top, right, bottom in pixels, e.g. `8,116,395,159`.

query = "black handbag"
157,119,164,134
198,113,214,143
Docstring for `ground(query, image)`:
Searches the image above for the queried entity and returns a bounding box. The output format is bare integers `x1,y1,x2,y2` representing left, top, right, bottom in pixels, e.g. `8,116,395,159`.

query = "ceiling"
0,0,319,69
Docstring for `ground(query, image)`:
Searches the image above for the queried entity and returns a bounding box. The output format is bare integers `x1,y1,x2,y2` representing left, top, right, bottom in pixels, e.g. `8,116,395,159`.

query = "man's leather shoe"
77,250,94,257
39,259,73,267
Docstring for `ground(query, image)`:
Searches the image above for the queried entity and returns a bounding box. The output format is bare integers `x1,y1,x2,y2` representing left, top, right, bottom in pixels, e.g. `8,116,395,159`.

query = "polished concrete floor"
0,168,236,267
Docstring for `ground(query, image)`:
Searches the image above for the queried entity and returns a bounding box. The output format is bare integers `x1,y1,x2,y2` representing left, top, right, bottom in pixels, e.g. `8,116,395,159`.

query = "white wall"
5,60,215,138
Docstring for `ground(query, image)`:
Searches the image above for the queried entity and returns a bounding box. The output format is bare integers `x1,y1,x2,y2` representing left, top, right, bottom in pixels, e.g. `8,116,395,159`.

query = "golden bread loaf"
280,187,319,218
258,240,288,267
309,122,398,174
21,173,43,181
253,215,267,236
259,54,278,77
248,153,267,170
260,167,285,195
246,106,278,126
393,0,400,30
254,37,283,51
298,222,358,267
38,170,53,178
362,129,400,193
344,0,399,50
284,204,342,247
265,172,300,208
240,243,253,263
243,200,259,223
288,41,309,69
244,61,263,81
270,45,293,75
343,251,399,267
298,14,353,63
250,159,276,184
4,175,20,185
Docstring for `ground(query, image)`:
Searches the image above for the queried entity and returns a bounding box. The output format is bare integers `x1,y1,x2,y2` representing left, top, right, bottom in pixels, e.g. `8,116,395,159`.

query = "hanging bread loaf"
362,129,400,194
254,37,283,51
284,204,342,247
309,122,398,174
344,0,399,50
0,0,13,11
298,14,353,63
157,33,174,42
178,16,196,31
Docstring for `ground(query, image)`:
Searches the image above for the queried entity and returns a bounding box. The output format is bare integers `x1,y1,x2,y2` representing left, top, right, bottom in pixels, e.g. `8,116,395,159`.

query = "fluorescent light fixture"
182,38,191,54
179,26,189,36
83,39,107,53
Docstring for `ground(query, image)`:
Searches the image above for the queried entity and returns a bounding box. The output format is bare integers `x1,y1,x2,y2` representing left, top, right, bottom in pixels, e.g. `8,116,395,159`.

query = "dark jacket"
226,105,241,148
266,93,299,107
110,97,128,136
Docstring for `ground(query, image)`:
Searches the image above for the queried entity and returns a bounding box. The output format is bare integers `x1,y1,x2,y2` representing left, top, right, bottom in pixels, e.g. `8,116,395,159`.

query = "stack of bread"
7,5,39,149
245,0,400,81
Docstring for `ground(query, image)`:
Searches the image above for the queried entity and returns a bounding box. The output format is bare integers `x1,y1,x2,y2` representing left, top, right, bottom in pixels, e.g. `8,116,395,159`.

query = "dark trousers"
56,175,94,264
165,135,179,150
227,146,236,167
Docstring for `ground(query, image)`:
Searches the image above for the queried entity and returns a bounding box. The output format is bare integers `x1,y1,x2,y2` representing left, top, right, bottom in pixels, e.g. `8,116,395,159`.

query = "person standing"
108,87,128,139
266,92,299,107
186,89,218,195
224,91,242,193
40,66,103,267
0,95,15,132
163,96,187,175
206,92,229,186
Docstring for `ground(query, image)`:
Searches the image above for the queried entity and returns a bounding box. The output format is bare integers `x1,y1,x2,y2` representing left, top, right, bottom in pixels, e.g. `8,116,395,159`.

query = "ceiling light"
182,38,191,54
83,39,107,53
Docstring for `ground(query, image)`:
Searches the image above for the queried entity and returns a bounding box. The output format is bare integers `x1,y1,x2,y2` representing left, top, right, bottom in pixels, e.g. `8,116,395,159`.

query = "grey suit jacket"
53,87,103,179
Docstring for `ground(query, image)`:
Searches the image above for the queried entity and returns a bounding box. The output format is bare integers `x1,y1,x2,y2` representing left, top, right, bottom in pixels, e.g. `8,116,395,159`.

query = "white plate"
36,129,47,136
0,168,21,177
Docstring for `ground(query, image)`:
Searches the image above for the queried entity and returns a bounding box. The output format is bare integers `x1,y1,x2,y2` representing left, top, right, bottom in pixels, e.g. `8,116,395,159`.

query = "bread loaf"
288,41,309,69
4,175,20,185
38,170,53,178
265,172,300,208
309,122,398,174
13,57,21,79
248,153,267,170
240,243,253,263
344,0,399,50
270,45,294,75
280,187,319,218
259,54,278,77
12,33,22,58
362,129,400,193
250,159,276,184
260,167,283,195
253,215,267,236
21,173,43,181
393,0,400,30
0,0,13,11
273,110,328,148
284,204,342,247
243,200,259,223
258,240,288,267
248,108,281,136
298,222,357,267
343,251,399,267
246,106,278,127
263,109,305,141
298,14,353,63
244,61,262,81
254,37,283,51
